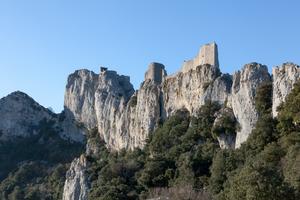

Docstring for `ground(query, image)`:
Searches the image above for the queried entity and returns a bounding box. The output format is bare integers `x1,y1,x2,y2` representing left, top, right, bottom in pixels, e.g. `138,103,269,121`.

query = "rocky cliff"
63,155,88,200
1,42,299,199
0,91,85,142
2,44,298,151
231,63,271,148
272,62,300,117
64,43,300,151
64,67,162,150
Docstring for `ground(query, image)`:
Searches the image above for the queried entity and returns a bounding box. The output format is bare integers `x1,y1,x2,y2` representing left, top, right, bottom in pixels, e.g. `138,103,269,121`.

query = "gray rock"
0,91,54,139
63,155,88,200
163,63,222,117
272,63,300,117
0,91,85,142
231,63,271,148
213,107,236,149
64,69,99,130
63,43,300,152
64,65,164,150
204,73,232,105
125,78,163,149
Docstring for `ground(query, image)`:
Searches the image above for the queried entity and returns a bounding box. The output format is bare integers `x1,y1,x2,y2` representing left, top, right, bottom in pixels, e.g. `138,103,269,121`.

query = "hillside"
0,43,299,200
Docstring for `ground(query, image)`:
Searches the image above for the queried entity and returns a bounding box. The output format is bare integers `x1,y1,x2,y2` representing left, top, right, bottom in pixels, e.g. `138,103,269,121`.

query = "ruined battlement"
145,62,167,84
181,42,219,73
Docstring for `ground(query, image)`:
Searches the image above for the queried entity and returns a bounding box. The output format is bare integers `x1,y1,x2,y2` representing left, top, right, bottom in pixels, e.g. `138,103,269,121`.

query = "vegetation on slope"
0,119,84,200
86,80,300,200
1,80,299,200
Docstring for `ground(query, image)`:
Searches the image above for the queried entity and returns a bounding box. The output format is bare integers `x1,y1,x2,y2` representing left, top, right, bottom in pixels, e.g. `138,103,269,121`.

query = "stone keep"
181,42,219,73
144,62,167,84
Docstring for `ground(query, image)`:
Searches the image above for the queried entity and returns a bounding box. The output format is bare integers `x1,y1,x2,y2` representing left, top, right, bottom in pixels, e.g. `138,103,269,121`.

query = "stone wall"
181,42,219,73
145,62,167,84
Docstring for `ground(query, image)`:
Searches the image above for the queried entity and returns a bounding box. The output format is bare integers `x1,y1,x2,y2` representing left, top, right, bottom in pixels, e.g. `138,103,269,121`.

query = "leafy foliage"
0,119,84,200
87,102,221,199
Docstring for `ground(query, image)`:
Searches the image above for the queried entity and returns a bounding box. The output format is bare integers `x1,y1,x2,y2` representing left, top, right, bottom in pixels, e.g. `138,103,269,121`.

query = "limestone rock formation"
64,69,99,130
212,107,236,149
163,64,222,117
63,155,89,200
64,43,276,150
231,63,271,148
64,64,166,150
272,63,300,117
125,78,163,149
63,43,300,151
0,91,84,142
162,43,230,117
0,91,54,139
1,42,298,199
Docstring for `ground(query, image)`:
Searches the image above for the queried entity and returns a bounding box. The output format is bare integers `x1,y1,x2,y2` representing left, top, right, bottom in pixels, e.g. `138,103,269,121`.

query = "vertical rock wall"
231,63,271,148
63,43,300,151
272,63,300,117
63,155,88,200
62,43,300,199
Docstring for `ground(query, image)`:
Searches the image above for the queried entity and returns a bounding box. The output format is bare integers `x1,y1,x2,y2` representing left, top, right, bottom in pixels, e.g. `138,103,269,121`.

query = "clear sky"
0,0,299,112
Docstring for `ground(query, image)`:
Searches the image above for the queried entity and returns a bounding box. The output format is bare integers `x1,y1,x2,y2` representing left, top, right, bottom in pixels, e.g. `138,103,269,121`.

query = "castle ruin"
145,62,167,84
181,42,219,73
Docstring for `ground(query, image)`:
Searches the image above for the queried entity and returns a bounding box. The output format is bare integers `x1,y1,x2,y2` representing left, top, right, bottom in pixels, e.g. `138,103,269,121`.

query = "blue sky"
0,0,299,112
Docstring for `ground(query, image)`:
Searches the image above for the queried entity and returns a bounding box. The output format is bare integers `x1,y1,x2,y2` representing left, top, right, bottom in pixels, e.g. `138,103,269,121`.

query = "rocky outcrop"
2,42,299,199
63,155,89,200
63,43,300,151
93,70,135,150
163,64,222,117
124,78,163,149
0,91,85,142
231,63,271,148
272,63,300,117
212,107,236,149
64,64,165,150
64,69,99,130
0,91,54,139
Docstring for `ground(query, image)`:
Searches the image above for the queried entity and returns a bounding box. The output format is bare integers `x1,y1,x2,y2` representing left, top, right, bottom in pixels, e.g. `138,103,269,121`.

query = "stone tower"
181,42,219,73
145,62,167,84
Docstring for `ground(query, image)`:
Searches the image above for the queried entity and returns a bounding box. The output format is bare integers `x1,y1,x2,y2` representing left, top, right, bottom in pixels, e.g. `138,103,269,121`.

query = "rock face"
0,91,53,139
272,63,300,117
231,63,271,148
64,64,166,150
63,155,89,200
0,91,85,142
63,42,299,151
125,78,163,149
1,43,297,199
213,107,236,149
163,64,222,117
64,69,99,130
